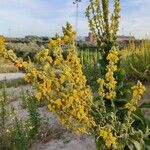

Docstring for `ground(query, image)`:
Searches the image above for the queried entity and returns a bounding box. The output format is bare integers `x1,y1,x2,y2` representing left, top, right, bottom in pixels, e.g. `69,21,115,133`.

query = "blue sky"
0,0,149,38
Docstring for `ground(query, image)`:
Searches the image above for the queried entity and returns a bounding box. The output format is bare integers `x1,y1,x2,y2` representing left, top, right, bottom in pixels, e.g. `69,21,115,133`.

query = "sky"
0,0,149,38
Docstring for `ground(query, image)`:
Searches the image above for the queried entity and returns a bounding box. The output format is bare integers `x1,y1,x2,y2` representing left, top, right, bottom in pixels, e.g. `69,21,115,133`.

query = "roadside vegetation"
0,0,149,150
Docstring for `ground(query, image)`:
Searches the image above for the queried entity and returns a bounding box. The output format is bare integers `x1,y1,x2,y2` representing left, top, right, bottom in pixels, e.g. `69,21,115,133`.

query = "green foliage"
0,83,7,128
0,58,18,73
78,48,101,91
121,39,150,81
11,118,29,150
0,83,41,150
83,64,101,91
0,83,8,149
86,0,149,149
0,78,28,89
21,91,41,138
86,0,120,52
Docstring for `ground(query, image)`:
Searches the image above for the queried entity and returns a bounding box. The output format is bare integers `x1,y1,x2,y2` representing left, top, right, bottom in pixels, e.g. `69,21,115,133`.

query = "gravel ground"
2,84,150,150
3,85,96,150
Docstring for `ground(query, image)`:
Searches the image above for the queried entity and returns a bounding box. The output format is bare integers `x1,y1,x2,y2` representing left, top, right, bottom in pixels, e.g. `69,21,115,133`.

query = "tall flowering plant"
0,0,150,149
0,24,95,134
86,0,149,149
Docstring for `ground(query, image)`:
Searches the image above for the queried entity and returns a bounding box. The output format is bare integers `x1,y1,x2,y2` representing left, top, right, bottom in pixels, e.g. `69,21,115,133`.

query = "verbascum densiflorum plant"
86,0,120,52
86,0,149,150
97,48,119,100
0,0,150,149
0,23,95,134
94,47,149,149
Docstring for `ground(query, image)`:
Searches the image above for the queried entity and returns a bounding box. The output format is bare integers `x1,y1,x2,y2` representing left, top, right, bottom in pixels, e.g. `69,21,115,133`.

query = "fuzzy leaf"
131,139,142,150
133,108,149,132
139,102,150,109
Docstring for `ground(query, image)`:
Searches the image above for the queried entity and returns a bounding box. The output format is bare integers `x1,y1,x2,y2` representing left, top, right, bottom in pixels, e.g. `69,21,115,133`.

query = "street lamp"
73,0,82,39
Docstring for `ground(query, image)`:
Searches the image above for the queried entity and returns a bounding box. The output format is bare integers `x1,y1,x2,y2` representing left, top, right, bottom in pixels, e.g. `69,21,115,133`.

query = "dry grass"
0,58,18,73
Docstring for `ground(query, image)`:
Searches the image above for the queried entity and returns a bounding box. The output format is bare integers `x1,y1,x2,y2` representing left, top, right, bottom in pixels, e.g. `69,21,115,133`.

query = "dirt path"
3,84,150,150
0,72,24,81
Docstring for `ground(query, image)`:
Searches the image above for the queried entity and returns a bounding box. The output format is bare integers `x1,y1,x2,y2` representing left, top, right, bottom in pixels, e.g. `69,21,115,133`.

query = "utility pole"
8,27,12,37
73,0,82,45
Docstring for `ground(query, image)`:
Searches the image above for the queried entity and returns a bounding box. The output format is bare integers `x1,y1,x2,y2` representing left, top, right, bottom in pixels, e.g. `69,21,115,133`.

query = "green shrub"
78,49,101,91
0,83,41,150
21,91,41,138
121,39,150,82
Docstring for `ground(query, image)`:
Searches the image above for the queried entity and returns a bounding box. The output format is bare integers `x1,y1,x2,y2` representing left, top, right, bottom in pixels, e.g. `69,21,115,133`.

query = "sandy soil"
2,84,150,150
3,85,96,150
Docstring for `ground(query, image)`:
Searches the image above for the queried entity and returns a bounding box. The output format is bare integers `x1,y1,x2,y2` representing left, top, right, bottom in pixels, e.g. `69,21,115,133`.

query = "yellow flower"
47,104,55,111
106,91,116,100
63,35,70,43
35,92,42,101
99,129,108,139
60,75,65,84
132,81,146,97
48,40,57,49
99,128,117,148
105,72,114,81
0,36,5,50
55,99,62,108
124,81,146,112
107,49,119,64
124,103,136,112
15,60,23,68
105,132,117,148
31,69,37,77
1,23,95,135
97,78,105,97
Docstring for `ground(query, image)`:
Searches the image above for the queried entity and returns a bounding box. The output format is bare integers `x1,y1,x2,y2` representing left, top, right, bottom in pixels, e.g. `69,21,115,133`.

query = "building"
85,32,97,45
117,35,135,42
85,32,135,45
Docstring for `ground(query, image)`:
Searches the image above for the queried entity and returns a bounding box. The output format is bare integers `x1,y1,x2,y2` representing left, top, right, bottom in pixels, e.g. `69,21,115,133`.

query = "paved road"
0,73,24,81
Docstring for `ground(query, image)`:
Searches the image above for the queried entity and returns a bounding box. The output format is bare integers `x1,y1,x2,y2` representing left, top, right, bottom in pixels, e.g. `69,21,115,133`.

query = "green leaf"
116,68,126,80
144,137,150,150
139,102,150,109
132,108,149,132
131,139,142,150
115,98,128,108
95,137,104,150
132,113,144,126
115,98,128,104
116,81,124,91
127,141,135,150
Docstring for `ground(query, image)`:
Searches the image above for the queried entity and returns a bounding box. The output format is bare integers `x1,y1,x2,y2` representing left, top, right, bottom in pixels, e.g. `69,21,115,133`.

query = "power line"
73,0,82,42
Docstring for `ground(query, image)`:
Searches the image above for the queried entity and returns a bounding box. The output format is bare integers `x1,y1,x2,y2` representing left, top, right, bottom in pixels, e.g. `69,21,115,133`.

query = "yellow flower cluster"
97,78,105,97
0,36,5,50
97,48,119,100
86,0,120,43
125,81,146,112
132,81,146,98
107,49,119,64
99,128,117,148
48,23,76,49
0,23,95,134
45,24,95,134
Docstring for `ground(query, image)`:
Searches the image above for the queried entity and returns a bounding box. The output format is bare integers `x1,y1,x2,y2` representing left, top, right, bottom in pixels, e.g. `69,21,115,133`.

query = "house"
85,32,135,45
117,35,135,42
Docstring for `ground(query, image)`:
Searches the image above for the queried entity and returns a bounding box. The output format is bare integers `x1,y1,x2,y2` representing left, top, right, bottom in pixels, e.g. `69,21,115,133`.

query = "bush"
0,0,150,149
0,83,41,150
121,39,150,82
78,49,101,91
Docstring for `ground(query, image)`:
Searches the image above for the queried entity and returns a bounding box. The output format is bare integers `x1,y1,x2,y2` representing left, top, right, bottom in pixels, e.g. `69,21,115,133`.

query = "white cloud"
0,0,149,38
119,0,150,38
